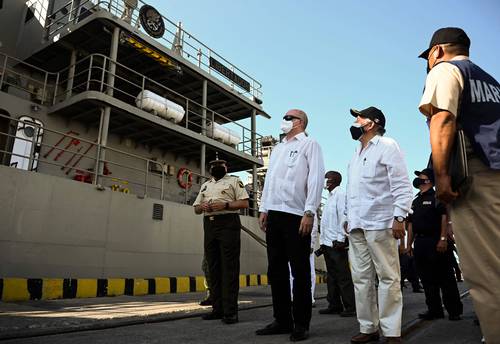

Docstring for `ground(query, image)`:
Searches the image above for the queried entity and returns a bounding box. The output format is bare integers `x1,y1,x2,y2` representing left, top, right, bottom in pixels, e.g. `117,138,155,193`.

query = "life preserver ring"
177,167,193,189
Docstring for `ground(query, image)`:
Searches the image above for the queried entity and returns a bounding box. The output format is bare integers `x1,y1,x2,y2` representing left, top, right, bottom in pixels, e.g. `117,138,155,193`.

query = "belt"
204,213,238,221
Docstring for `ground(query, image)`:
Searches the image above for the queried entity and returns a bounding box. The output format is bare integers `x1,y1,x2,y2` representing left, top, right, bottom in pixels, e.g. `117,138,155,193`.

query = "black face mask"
210,165,226,180
325,181,337,192
413,177,430,189
350,125,365,140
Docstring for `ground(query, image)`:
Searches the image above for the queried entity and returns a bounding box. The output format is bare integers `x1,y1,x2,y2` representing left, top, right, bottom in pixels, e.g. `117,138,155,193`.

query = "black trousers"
266,210,311,329
204,213,241,317
321,244,356,312
414,236,463,316
399,253,421,290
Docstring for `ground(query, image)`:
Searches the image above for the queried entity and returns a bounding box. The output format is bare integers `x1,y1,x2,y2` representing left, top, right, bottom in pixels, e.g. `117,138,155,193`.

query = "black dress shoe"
290,327,309,342
318,307,342,315
448,314,462,321
255,321,292,335
199,297,213,306
222,315,239,324
418,311,444,320
340,310,356,317
351,331,380,343
202,311,223,320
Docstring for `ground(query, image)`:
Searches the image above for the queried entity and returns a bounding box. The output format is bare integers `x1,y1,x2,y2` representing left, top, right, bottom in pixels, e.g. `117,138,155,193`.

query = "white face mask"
280,119,294,134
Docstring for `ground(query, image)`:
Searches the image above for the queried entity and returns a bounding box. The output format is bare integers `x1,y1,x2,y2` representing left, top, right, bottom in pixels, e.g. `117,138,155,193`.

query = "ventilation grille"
152,203,164,220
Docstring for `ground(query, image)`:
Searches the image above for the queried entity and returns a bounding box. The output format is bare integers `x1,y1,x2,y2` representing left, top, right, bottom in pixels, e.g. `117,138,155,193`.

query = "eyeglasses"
283,115,300,121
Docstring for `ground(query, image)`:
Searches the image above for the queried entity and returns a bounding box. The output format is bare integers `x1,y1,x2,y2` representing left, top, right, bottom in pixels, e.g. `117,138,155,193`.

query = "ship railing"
0,112,260,214
45,0,263,101
52,53,263,158
0,52,58,106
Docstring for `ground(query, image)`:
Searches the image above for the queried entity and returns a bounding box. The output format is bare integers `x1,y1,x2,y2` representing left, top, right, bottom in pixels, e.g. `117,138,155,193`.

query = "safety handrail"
241,224,266,247
44,0,263,100
239,224,327,276
52,53,263,157
0,113,261,210
0,50,262,158
0,53,58,106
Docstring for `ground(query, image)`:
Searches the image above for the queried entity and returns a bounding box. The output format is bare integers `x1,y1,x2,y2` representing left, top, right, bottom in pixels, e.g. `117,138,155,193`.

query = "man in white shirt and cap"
256,109,325,342
345,107,413,344
318,170,356,317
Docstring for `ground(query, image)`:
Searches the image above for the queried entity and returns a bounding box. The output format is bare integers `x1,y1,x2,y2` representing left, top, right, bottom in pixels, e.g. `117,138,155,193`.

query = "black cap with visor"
418,27,470,59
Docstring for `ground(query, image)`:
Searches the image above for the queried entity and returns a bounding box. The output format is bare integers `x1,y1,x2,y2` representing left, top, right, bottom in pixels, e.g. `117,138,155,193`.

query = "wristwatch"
394,216,405,223
440,236,447,241
304,210,314,218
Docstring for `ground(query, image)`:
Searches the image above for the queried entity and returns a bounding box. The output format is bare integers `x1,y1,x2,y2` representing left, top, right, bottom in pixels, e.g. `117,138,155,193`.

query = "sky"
153,0,500,184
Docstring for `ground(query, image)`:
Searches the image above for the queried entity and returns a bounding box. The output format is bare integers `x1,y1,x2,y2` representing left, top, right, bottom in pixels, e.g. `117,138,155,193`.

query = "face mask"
349,122,366,141
325,180,337,191
210,165,226,179
280,119,294,134
413,178,430,189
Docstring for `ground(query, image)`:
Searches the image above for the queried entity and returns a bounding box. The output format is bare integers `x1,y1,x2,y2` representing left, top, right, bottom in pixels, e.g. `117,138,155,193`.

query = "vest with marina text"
446,59,500,169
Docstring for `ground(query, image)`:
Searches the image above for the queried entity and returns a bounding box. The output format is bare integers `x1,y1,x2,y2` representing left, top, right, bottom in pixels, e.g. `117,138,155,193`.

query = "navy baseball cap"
418,27,471,59
414,168,435,183
350,106,386,129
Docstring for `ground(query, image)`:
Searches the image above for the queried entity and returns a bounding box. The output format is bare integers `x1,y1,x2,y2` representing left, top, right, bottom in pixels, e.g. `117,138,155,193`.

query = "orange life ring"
177,167,193,189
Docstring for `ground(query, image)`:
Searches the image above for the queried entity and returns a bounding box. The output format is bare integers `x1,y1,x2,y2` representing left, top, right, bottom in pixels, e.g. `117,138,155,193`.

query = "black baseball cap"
418,27,471,59
350,106,386,128
414,168,435,183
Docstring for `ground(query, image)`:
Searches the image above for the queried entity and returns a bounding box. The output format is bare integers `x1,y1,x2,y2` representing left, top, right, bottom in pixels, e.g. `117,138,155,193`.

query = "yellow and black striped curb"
0,275,326,302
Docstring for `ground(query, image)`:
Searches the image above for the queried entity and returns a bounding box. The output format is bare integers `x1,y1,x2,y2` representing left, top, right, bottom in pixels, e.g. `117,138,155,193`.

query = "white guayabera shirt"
260,132,325,217
320,187,347,246
346,135,413,231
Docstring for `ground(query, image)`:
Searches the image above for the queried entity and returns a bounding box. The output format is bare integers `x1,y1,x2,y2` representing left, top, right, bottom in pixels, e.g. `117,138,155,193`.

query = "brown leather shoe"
384,337,402,343
351,331,380,343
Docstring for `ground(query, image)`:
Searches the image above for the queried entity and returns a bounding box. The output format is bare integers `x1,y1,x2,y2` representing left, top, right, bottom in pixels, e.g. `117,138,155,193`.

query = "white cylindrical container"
206,122,241,146
136,90,185,123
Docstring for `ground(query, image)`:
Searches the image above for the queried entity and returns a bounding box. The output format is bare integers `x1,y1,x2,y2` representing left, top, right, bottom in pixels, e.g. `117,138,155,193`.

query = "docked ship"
0,0,271,298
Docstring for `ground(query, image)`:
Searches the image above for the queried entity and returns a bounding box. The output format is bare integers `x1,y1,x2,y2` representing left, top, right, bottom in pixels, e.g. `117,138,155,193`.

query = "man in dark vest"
418,27,500,343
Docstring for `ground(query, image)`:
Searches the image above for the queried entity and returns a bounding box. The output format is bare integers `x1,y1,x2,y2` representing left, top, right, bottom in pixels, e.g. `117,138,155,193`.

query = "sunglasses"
283,115,300,121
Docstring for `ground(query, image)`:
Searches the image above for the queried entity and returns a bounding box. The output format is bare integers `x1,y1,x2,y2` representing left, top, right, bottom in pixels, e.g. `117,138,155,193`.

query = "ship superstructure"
0,0,269,281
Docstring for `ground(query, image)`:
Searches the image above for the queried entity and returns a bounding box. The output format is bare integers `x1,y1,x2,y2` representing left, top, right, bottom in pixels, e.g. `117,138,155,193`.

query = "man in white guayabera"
345,107,412,344
256,109,324,342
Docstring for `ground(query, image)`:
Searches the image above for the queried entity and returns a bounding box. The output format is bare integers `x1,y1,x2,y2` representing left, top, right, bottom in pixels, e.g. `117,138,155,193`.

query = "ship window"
10,116,44,171
25,6,35,22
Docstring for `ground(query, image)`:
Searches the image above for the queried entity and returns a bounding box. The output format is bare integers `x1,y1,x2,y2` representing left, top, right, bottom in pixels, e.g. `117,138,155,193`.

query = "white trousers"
349,228,402,337
289,253,316,302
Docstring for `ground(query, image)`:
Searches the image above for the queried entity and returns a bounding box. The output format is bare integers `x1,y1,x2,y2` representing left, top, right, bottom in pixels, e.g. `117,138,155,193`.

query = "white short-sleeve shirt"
418,56,468,117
